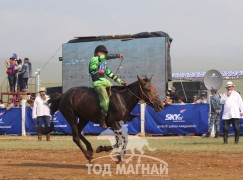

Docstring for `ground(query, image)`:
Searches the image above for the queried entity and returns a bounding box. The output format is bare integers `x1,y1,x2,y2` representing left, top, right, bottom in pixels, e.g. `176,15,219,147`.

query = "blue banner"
145,104,209,135
25,104,140,135
0,108,22,134
25,107,72,134
83,104,141,134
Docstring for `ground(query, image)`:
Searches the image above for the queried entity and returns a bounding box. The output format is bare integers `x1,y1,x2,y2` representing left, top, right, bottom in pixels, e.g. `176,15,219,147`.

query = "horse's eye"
146,88,151,92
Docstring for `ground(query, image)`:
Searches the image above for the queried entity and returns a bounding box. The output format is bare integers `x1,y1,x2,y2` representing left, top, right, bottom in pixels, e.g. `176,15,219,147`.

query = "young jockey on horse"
89,45,127,129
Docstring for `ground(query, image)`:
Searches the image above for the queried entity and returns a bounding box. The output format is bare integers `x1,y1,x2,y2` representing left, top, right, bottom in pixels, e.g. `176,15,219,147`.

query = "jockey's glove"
121,80,128,87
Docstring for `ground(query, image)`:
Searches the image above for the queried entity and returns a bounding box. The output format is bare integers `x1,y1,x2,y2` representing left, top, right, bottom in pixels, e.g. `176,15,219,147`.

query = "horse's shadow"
10,163,87,169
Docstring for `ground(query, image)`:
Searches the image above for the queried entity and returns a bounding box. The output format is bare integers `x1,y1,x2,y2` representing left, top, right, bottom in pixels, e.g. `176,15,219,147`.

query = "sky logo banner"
145,104,209,135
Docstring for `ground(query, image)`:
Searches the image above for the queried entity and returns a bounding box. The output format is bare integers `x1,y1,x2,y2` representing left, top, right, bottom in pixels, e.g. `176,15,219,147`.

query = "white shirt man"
32,95,50,119
220,81,243,144
32,87,51,141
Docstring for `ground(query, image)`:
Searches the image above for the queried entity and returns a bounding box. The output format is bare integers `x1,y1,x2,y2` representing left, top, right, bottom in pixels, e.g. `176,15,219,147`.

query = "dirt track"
1,149,243,180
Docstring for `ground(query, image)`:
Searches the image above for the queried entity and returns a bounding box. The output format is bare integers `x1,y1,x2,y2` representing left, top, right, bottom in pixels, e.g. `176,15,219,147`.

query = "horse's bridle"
127,84,159,106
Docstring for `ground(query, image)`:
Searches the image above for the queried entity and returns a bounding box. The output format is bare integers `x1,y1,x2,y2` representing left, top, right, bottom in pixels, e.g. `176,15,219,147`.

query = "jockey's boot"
99,111,108,129
127,114,140,121
46,133,50,141
38,133,42,141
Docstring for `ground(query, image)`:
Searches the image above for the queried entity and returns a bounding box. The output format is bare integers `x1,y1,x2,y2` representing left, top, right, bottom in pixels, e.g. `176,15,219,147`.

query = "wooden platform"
1,92,37,103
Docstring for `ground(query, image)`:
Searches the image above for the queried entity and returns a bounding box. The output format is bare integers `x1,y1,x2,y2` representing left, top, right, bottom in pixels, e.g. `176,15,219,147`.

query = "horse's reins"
127,84,159,106
109,57,124,96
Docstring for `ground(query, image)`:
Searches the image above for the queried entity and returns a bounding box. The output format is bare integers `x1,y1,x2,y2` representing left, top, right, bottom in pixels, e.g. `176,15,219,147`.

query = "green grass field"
1,135,243,153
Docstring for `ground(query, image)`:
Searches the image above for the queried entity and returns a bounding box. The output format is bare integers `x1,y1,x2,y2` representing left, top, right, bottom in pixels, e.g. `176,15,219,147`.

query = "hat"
170,87,176,91
226,81,235,87
12,53,17,57
39,87,47,92
210,88,217,92
201,93,206,96
193,95,198,98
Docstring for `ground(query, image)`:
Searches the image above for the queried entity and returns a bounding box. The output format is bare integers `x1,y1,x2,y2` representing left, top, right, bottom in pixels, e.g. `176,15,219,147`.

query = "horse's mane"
110,86,127,92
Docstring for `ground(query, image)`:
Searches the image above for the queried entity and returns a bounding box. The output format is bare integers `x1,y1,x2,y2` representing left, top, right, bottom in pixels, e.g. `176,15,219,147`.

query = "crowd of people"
4,53,32,92
166,81,243,144
164,86,208,106
0,95,34,111
0,87,51,141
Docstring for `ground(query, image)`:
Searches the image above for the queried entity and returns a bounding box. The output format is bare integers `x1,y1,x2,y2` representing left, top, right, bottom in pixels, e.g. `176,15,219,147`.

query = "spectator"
6,98,15,111
15,59,23,91
27,97,35,109
11,53,20,61
5,57,16,92
192,95,199,104
168,87,178,103
0,100,5,108
205,88,221,138
32,87,51,141
19,58,30,91
177,96,185,105
220,81,243,144
15,99,21,107
197,93,208,104
25,58,32,78
163,96,172,106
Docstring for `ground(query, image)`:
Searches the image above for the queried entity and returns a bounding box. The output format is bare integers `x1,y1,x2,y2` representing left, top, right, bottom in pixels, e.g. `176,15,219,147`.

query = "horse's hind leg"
77,120,93,156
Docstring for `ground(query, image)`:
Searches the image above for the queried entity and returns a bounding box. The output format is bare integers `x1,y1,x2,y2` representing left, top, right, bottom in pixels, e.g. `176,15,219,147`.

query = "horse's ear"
137,75,145,85
148,75,153,82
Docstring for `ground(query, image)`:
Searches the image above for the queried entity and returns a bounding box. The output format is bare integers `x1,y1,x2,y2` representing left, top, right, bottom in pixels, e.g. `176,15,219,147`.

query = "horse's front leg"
95,129,122,154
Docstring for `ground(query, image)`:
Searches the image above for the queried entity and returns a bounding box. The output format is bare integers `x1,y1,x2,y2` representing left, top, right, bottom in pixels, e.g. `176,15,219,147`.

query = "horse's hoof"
116,155,122,164
88,158,93,164
96,146,103,153
104,146,113,152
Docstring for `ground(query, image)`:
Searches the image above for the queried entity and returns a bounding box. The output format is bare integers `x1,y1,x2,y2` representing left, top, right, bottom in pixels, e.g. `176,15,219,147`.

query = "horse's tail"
48,93,63,115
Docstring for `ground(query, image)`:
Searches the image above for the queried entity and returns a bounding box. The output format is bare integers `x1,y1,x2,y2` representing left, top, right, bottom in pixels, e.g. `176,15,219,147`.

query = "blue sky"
0,0,243,83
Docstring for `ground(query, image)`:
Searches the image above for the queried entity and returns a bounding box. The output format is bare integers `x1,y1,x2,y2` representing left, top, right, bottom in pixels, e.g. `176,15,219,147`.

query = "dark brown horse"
48,76,163,162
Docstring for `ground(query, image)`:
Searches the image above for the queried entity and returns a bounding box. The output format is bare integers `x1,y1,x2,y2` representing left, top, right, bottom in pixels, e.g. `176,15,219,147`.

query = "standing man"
220,81,243,144
89,45,127,129
19,58,30,91
5,57,16,92
205,88,221,138
168,87,178,103
32,87,51,141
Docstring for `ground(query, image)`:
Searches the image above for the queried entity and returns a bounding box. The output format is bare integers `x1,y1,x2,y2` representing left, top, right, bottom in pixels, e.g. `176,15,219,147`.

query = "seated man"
163,96,172,106
197,93,208,104
89,45,127,129
177,96,185,105
6,98,15,111
192,95,199,104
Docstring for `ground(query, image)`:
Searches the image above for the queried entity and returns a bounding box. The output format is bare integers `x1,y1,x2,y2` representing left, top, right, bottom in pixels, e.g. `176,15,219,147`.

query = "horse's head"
137,75,164,112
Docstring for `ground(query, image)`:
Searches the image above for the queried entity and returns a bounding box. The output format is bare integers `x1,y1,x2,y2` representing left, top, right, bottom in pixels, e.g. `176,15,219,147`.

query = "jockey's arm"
98,54,122,62
105,67,121,84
